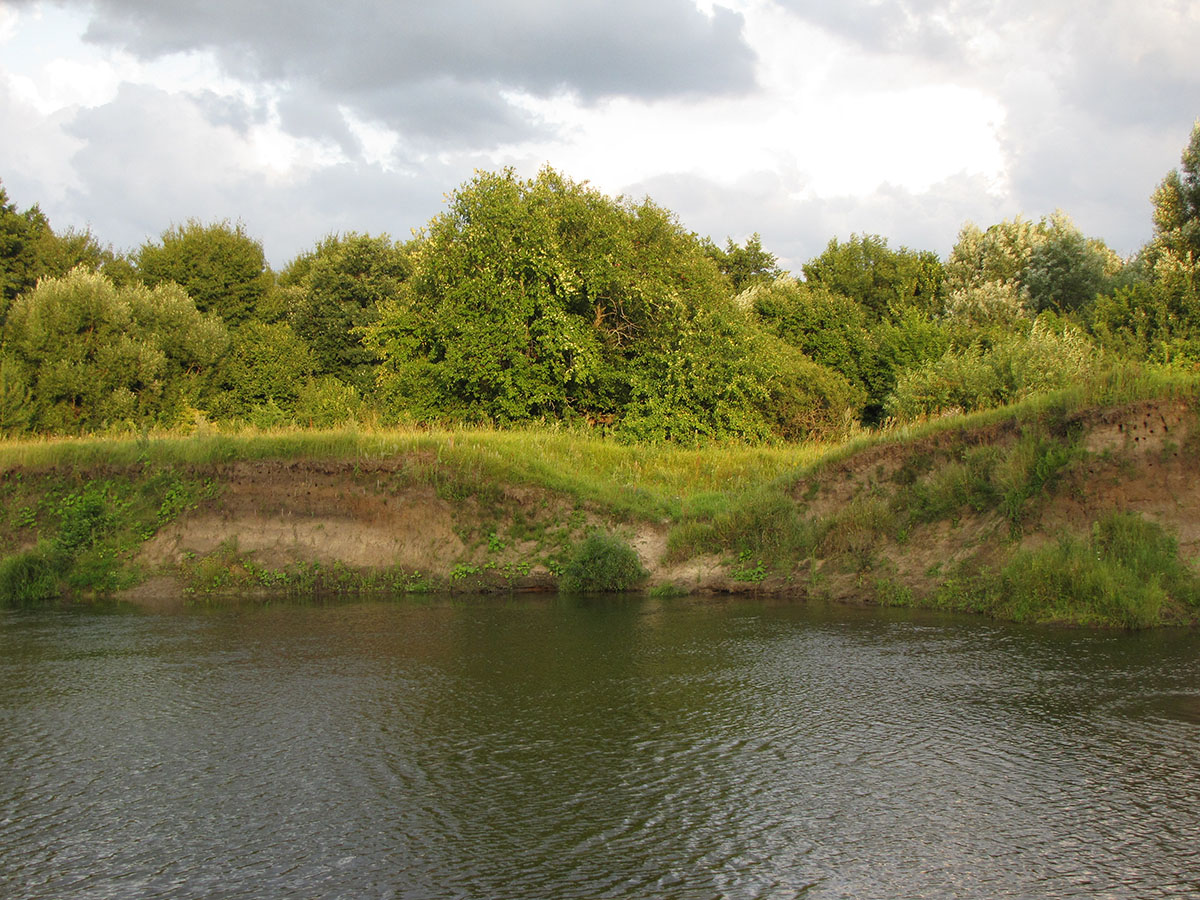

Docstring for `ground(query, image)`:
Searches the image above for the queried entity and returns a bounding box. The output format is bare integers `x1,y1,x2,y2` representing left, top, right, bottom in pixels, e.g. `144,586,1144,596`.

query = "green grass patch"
0,467,221,607
941,511,1200,628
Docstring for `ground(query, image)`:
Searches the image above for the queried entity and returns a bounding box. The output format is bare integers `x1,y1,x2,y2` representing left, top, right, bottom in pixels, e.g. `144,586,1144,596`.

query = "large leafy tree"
749,278,873,393
1022,216,1114,315
0,184,50,317
1,269,227,433
1151,120,1200,264
802,234,944,320
206,321,316,421
0,182,113,324
279,232,411,389
1109,120,1200,362
745,275,945,423
135,220,274,326
945,212,1117,336
704,233,783,293
365,167,813,440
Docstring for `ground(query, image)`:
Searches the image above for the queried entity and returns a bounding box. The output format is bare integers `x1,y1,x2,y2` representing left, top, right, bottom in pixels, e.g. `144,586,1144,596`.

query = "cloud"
0,73,86,207
5,0,1198,269
54,81,530,262
80,1,754,96
772,0,1200,252
33,0,755,151
625,168,1009,271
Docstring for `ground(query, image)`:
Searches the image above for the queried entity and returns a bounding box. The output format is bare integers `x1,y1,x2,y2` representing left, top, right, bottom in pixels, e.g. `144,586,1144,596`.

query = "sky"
1,0,1198,271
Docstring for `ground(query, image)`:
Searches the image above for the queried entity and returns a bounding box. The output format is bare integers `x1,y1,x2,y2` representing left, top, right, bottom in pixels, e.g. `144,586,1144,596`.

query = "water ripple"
2,602,1199,899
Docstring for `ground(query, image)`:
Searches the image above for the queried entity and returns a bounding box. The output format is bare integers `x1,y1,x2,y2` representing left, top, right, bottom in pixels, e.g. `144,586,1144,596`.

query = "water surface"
2,597,1199,898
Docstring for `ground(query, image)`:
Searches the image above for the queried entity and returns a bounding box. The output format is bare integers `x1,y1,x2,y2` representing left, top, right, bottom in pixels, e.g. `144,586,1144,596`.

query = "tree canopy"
3,120,1200,439
280,232,411,389
136,220,273,326
2,268,226,433
802,234,944,320
365,167,813,440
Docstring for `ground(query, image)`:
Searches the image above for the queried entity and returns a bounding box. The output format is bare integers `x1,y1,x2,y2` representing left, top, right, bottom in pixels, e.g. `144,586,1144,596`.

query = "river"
2,597,1199,899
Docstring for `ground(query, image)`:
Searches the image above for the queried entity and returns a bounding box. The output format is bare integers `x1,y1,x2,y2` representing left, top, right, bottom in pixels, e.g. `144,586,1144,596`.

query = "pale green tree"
1150,120,1200,264
2,268,227,433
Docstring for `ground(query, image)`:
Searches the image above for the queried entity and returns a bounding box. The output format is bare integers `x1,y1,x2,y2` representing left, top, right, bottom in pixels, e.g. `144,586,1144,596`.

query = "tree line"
1,121,1198,442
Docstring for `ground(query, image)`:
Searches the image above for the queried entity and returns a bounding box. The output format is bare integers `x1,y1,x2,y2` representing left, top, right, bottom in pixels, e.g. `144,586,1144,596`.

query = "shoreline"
3,390,1199,628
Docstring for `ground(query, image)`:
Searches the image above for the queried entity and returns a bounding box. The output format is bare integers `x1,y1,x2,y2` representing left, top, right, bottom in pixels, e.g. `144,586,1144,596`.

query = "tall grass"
989,511,1200,628
0,422,831,520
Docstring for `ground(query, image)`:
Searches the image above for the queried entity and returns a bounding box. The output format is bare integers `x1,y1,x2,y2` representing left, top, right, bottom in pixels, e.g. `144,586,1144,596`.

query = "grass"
943,511,1200,628
2,366,1198,623
0,422,828,521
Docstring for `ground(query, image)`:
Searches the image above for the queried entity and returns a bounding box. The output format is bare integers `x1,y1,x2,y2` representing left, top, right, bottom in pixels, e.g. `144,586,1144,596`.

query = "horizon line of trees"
1,120,1198,443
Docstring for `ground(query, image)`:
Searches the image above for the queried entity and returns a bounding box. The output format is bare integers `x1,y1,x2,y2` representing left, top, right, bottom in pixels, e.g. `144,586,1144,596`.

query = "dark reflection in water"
2,598,1199,899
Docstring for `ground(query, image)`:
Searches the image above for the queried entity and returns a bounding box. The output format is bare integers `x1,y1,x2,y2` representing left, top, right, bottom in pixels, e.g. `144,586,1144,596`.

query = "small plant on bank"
731,549,768,583
0,544,63,605
558,530,647,594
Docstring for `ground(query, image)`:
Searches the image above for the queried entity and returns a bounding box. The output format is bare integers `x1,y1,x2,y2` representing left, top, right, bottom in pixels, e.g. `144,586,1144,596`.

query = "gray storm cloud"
58,0,756,145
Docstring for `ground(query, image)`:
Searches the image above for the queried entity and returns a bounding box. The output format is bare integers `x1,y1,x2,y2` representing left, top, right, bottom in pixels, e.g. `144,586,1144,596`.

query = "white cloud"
338,106,402,171
1,0,1196,266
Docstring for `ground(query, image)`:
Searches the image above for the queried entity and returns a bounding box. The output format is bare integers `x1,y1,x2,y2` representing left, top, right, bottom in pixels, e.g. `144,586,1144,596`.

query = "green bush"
886,318,1099,420
54,487,112,555
558,531,647,594
293,376,365,428
994,511,1200,628
0,544,64,606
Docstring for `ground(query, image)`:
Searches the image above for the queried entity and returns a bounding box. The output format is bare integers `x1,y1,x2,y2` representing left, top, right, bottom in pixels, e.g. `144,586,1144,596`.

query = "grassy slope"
2,368,1199,627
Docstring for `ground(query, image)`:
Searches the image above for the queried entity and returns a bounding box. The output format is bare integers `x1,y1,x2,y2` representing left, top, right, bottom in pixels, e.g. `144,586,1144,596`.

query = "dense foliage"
2,269,226,432
0,120,1198,440
364,168,815,441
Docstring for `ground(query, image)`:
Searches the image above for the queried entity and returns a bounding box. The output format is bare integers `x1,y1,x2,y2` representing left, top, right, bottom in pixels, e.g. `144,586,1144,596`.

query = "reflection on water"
2,598,1199,899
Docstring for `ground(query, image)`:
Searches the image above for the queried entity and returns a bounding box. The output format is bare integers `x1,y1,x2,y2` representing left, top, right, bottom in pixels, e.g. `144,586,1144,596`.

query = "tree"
279,232,411,389
802,234,944,320
1150,120,1200,264
364,167,810,441
1090,123,1200,363
0,183,53,322
135,220,274,326
207,322,316,422
704,233,783,293
944,218,1041,296
749,277,873,393
1,181,137,325
1,269,227,433
945,211,1118,333
1022,220,1112,314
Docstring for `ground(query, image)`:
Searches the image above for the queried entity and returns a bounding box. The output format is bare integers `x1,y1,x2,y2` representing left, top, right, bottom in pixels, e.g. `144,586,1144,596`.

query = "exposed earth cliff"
2,394,1197,626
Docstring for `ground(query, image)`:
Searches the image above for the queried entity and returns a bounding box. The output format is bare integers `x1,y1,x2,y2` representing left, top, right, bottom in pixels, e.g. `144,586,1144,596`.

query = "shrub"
886,318,1099,420
54,487,113,555
0,545,64,606
995,511,1200,628
558,531,647,594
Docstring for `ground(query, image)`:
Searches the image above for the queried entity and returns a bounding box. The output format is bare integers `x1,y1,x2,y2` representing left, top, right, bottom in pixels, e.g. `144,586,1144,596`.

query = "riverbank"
2,372,1199,627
